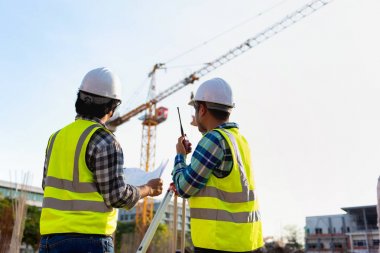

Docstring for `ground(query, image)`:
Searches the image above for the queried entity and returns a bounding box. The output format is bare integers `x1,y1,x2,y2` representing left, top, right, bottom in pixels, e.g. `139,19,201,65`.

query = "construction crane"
135,65,169,238
107,0,332,245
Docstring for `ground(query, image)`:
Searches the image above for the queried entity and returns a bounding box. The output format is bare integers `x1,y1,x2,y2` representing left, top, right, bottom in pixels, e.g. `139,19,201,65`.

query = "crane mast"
107,0,332,129
135,68,169,240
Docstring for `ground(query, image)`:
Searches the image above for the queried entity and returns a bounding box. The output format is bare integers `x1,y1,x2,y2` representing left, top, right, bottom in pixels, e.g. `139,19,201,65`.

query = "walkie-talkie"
177,107,192,153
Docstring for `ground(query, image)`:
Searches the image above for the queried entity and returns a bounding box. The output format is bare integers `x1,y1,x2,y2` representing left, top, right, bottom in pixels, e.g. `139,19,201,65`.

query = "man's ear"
199,103,207,117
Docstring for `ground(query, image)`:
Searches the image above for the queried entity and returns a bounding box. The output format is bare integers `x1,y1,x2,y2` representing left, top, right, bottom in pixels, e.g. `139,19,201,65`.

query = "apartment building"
305,205,379,253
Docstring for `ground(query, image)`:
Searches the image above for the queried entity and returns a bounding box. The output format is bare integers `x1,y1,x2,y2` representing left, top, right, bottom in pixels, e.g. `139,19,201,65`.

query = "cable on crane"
141,0,291,101
123,76,151,111
164,0,290,65
164,63,209,69
108,0,332,128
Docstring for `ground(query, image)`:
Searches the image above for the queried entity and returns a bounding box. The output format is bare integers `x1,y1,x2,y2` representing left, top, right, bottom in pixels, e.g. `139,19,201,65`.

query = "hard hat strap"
79,91,113,105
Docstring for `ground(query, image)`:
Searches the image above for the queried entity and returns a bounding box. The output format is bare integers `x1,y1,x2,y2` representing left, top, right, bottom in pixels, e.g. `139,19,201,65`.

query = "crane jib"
108,0,332,130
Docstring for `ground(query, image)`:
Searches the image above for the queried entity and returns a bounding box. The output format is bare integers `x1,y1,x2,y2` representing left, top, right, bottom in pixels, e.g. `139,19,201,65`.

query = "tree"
115,222,191,253
0,197,14,253
150,223,172,253
22,205,41,251
0,193,41,252
115,221,136,252
283,224,304,250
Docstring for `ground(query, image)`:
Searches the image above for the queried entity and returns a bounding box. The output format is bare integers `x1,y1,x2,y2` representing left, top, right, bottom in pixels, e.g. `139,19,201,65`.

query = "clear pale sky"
1,0,379,237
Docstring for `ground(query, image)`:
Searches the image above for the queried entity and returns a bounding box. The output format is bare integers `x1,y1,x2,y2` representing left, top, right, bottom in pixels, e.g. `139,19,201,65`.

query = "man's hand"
146,178,163,197
176,136,192,155
138,178,163,198
169,182,178,196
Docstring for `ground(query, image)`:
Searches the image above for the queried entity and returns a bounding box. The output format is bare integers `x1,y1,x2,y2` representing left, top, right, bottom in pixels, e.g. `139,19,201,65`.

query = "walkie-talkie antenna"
177,107,185,137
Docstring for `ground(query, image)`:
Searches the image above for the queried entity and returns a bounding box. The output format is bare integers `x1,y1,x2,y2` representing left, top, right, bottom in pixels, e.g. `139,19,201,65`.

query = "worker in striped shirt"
173,78,264,253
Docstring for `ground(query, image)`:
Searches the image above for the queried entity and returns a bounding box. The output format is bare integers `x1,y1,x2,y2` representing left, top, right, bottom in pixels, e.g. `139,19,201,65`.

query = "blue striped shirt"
172,122,238,198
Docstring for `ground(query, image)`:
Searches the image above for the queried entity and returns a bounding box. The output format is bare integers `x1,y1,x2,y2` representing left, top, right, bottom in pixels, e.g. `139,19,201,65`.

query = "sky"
1,0,379,238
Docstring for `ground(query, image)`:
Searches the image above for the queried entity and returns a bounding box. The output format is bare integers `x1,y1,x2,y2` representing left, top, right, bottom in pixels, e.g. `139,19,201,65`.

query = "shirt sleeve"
87,129,141,209
42,134,55,190
172,131,227,198
42,145,48,190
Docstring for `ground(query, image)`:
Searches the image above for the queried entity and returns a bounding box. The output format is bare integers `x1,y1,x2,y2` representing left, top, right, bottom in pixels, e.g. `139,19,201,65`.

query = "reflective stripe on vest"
43,197,111,212
191,208,261,223
188,128,263,251
192,185,255,203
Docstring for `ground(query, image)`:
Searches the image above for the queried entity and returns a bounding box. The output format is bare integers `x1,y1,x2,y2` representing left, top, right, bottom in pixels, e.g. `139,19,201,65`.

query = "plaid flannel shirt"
172,122,237,198
42,116,140,209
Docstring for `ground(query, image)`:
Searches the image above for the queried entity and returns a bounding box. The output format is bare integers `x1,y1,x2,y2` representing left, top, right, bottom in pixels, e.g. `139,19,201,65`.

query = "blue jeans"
39,234,114,253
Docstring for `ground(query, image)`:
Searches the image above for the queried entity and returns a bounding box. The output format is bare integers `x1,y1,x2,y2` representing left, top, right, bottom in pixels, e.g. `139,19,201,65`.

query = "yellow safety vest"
40,119,117,235
188,128,264,252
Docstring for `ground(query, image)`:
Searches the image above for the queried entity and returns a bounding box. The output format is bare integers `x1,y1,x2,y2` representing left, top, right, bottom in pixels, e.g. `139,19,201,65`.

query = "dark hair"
196,101,230,121
75,91,120,118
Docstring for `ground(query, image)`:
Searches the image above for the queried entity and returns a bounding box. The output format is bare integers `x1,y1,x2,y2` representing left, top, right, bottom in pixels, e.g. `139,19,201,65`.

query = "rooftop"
0,179,43,194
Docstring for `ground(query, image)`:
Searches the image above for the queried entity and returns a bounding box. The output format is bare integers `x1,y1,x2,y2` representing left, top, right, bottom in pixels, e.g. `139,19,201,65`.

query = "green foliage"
0,196,12,210
114,222,188,253
0,197,42,251
150,223,172,253
0,197,14,253
115,222,135,252
22,205,42,251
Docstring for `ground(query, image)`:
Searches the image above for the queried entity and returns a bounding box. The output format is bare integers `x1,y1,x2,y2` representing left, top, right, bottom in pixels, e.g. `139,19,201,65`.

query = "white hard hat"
79,67,122,101
189,78,234,111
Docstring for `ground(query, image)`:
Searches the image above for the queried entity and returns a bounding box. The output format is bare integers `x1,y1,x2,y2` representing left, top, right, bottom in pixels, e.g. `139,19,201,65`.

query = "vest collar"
75,115,106,128
215,122,239,129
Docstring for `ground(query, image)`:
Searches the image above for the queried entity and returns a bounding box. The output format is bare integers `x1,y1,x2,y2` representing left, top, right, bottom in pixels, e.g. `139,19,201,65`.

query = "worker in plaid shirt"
173,78,264,253
39,67,163,253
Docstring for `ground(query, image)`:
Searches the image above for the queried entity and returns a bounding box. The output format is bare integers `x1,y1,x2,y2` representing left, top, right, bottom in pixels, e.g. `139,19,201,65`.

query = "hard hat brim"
205,102,233,112
188,99,232,112
188,100,196,106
